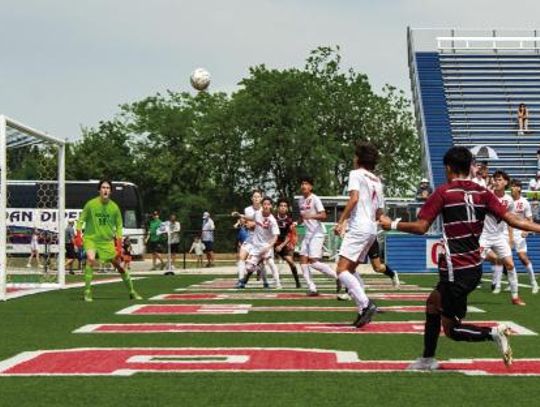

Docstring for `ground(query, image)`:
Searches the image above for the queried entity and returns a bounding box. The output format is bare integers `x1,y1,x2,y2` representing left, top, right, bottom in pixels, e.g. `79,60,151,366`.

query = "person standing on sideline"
76,179,142,302
65,220,77,274
379,147,540,370
189,236,206,268
518,103,529,135
27,229,41,268
202,211,215,267
298,176,337,296
146,211,165,270
161,214,181,274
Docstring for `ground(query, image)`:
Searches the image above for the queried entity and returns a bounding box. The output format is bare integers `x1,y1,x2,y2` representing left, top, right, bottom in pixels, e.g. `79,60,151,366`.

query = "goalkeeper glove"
115,238,123,258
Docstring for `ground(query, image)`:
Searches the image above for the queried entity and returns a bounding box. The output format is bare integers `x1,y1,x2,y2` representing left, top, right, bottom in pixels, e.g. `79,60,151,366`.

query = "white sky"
1,0,539,140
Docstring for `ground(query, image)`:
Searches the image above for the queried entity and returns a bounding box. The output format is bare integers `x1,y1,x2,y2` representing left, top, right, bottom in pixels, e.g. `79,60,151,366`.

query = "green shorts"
84,238,116,262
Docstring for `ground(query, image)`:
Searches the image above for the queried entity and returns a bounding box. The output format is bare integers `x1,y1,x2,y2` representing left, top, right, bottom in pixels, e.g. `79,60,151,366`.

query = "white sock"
507,268,519,296
311,261,337,279
301,264,317,292
492,265,503,288
338,271,369,312
353,271,365,288
260,264,268,284
526,263,537,286
237,260,246,281
267,258,281,287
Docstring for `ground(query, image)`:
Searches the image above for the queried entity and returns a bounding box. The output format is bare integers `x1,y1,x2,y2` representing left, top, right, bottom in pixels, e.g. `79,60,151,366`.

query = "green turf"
0,273,538,406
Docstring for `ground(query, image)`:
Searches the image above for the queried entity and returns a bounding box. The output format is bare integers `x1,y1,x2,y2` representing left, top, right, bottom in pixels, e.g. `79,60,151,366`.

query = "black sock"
336,279,342,293
243,271,253,284
423,313,441,358
289,263,300,285
383,264,395,279
448,323,493,342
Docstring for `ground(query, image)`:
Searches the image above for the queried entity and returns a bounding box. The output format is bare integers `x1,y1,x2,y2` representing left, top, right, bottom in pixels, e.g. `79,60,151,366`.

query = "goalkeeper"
76,179,142,302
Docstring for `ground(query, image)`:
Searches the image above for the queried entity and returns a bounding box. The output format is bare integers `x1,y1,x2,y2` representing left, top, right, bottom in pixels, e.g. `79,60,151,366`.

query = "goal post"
0,115,66,300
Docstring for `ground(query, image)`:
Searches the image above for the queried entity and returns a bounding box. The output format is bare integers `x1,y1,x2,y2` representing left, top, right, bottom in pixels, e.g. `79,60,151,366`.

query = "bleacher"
409,30,540,187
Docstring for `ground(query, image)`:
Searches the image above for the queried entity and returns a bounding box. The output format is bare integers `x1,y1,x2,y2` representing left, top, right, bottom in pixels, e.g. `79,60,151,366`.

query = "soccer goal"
0,115,66,300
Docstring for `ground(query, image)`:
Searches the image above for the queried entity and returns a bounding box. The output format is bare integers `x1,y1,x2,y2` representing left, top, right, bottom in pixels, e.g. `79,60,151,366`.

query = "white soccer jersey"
244,205,261,243
251,211,279,247
472,177,487,188
298,194,325,236
512,196,532,220
482,193,513,237
346,168,384,234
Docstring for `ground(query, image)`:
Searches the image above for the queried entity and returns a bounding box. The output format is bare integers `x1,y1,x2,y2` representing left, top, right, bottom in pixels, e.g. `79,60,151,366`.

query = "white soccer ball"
190,68,211,91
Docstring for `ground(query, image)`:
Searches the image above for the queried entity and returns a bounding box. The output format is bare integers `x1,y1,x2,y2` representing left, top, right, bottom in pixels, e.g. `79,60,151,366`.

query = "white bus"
6,180,145,256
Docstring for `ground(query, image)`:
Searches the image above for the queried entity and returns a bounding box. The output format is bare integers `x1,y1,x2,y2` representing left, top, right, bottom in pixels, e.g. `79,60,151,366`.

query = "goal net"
0,115,66,300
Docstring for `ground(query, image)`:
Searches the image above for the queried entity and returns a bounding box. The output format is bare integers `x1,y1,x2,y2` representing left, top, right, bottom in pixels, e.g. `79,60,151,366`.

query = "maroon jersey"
418,179,507,281
275,214,294,244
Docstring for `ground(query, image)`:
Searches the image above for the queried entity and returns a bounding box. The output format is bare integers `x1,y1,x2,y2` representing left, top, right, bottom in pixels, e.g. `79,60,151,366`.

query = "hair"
510,178,522,188
277,198,289,207
299,175,314,185
443,147,473,176
492,170,510,183
354,142,379,171
262,197,273,205
251,188,263,197
98,179,113,190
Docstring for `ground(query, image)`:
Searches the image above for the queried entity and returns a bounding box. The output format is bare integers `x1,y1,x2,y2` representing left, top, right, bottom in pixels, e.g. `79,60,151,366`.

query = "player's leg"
266,256,281,289
83,240,98,302
300,235,317,295
236,244,250,288
516,239,538,293
308,235,337,279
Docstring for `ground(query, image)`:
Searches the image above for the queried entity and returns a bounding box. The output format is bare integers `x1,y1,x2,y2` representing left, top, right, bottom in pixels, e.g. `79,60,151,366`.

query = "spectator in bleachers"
536,149,540,171
415,178,432,202
529,171,540,192
518,103,529,135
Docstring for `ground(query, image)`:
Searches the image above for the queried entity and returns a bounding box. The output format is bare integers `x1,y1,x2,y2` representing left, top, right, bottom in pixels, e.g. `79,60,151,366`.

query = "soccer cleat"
336,293,351,301
532,283,539,294
235,280,245,289
491,324,513,366
492,286,501,294
406,357,439,371
503,285,511,292
511,297,526,306
353,300,378,328
392,271,401,289
263,282,270,289
129,291,143,300
275,284,283,290
26,263,31,268
307,290,319,297
83,289,93,302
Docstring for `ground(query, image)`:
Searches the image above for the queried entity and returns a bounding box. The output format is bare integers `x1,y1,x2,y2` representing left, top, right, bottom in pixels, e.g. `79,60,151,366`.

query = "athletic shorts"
339,231,377,264
170,243,180,254
436,267,482,320
300,234,325,259
275,243,293,258
367,239,380,260
479,233,512,259
84,238,116,262
65,243,76,260
202,240,214,252
513,233,528,253
147,241,163,253
247,244,273,265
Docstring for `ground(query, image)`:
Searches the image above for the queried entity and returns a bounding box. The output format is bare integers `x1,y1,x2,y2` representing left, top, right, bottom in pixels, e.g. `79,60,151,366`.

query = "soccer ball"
190,68,211,91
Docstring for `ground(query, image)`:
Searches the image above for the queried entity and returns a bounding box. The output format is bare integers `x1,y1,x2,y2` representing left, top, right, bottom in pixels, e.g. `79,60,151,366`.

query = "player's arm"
334,190,358,236
502,212,540,234
244,220,256,230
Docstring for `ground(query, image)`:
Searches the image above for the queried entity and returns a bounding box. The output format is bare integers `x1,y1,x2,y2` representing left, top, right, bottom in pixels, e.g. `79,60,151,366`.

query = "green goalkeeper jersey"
77,197,122,241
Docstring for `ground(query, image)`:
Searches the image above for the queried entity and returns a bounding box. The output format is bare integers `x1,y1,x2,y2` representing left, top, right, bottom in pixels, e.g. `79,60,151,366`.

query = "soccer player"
366,239,400,288
508,179,539,294
333,143,382,327
274,198,301,288
479,170,525,305
298,176,337,295
240,197,281,288
379,147,540,370
234,189,264,288
76,179,142,302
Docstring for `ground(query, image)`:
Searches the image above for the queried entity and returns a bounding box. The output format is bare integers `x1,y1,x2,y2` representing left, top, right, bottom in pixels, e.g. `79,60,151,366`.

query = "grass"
0,273,538,406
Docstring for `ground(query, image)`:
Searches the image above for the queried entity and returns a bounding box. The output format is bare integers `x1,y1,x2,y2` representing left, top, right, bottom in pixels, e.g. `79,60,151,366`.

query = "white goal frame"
0,115,66,300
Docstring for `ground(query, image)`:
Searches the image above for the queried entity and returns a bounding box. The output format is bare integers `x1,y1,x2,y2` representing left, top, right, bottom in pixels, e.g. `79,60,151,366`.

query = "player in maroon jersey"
380,147,540,370
274,198,301,288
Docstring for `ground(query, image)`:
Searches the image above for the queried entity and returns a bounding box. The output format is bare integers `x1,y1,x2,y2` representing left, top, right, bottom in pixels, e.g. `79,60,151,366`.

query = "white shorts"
513,233,528,253
300,234,325,259
479,234,512,260
339,231,377,263
247,244,273,265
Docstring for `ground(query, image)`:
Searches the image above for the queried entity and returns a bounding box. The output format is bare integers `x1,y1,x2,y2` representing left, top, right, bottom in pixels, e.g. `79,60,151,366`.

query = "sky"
1,0,540,140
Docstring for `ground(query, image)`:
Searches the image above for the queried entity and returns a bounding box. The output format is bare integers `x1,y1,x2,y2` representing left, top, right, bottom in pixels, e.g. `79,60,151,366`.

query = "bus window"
124,210,138,229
